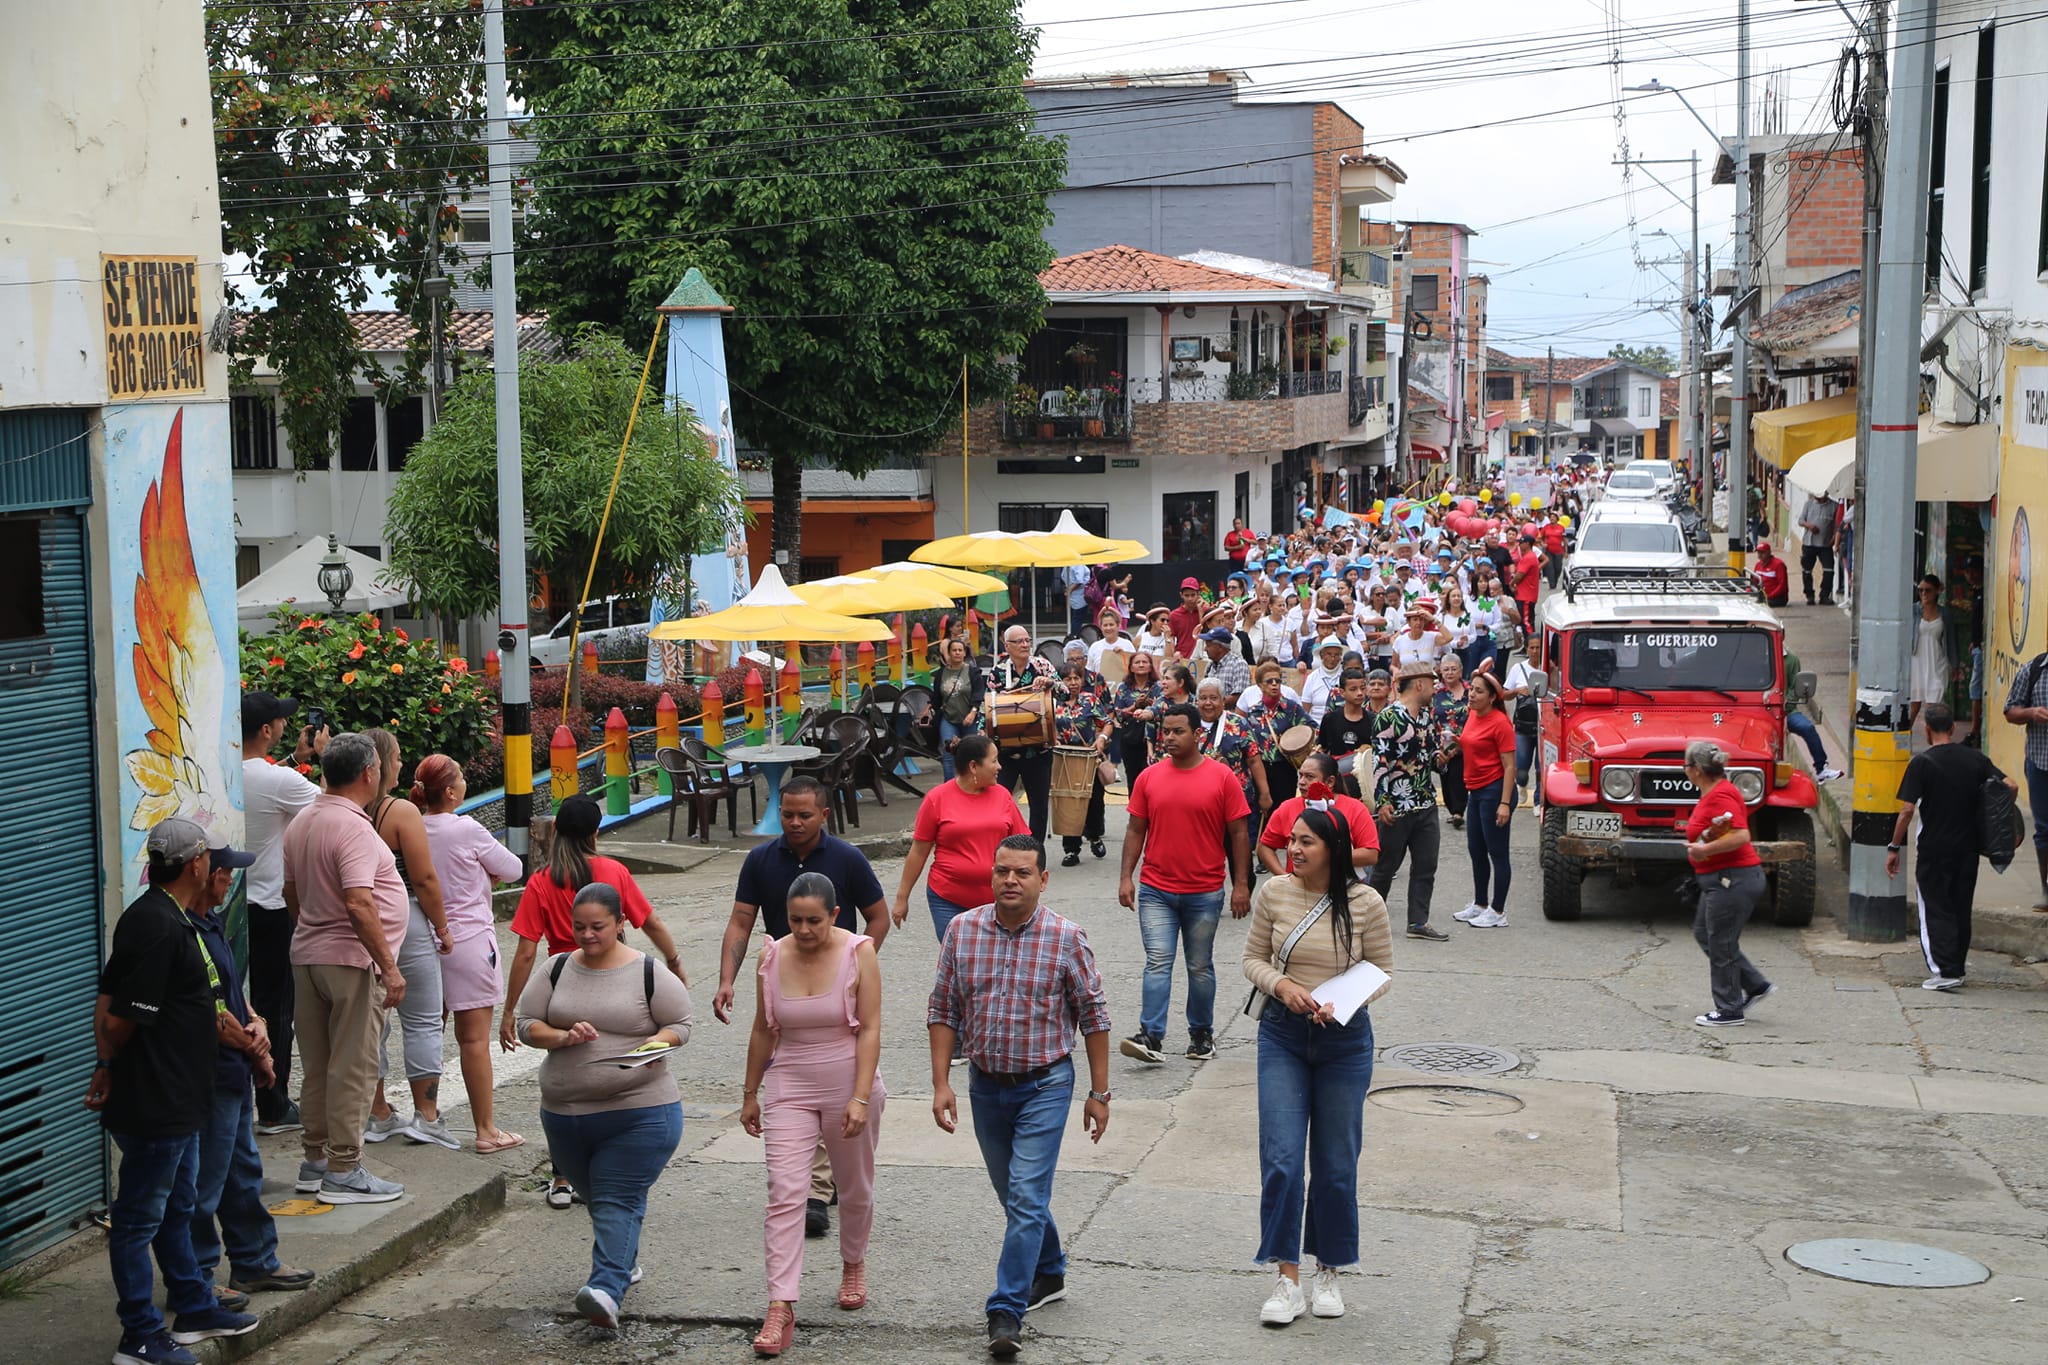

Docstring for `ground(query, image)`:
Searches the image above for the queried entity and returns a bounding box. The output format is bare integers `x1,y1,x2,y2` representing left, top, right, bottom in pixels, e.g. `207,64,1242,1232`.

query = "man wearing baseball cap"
1167,578,1206,659
1199,627,1250,703
87,816,259,1361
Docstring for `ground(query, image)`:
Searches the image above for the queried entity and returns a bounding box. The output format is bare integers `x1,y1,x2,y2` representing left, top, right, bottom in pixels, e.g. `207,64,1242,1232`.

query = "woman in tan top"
1242,807,1393,1329
517,883,693,1332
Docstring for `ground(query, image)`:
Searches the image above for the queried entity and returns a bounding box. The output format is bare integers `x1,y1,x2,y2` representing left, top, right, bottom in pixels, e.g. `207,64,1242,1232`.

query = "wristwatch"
1087,1089,1113,1104
1886,842,1903,853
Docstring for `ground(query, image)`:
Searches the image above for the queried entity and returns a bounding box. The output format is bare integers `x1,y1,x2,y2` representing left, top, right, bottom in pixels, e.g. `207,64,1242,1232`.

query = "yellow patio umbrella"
649,564,893,643
856,561,1010,597
1044,508,1150,562
793,573,954,615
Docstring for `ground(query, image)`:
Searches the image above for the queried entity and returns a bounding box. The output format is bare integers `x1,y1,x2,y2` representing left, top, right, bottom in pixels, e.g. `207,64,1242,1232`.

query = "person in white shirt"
1298,637,1349,722
1136,606,1176,660
1501,638,1545,810
1087,607,1137,676
240,690,325,1133
1390,606,1452,671
1251,593,1298,667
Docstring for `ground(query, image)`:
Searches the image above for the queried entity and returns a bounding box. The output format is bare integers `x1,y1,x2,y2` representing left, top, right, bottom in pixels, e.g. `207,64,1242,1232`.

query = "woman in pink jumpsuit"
740,873,885,1357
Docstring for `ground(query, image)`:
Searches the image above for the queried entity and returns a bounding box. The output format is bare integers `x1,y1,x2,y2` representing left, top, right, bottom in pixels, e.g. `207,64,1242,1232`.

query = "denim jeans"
189,1086,280,1284
968,1056,1072,1318
1464,779,1514,912
2026,762,2048,850
540,1102,683,1303
1786,711,1828,770
1514,731,1537,796
1256,1007,1374,1268
938,717,967,779
1137,884,1224,1041
929,889,976,944
107,1129,212,1338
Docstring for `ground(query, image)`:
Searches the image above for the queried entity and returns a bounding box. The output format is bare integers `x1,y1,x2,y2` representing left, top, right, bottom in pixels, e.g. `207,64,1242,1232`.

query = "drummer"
1052,661,1113,867
1240,659,1312,811
991,625,1066,845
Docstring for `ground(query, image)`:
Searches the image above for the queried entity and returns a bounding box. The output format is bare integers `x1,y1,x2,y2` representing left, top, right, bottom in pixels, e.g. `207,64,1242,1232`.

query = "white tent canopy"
236,536,413,617
1785,418,1997,507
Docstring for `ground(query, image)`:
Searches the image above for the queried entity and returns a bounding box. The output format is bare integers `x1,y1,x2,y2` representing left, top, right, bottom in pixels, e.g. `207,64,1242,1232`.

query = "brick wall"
945,394,1351,463
1310,104,1365,279
1785,148,1866,269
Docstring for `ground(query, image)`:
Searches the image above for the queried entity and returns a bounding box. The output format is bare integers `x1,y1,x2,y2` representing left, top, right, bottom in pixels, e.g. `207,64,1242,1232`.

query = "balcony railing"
1578,396,1632,420
1340,249,1393,286
1350,382,1380,427
1000,395,1132,442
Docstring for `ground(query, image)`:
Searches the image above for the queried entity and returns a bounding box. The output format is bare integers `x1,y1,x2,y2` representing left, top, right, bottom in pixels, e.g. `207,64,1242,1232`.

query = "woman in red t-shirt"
889,733,1028,942
1682,740,1771,1028
1454,673,1519,928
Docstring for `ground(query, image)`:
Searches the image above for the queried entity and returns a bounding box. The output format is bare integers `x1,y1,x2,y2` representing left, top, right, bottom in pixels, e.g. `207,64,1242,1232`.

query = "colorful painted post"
779,655,801,737
484,649,501,681
855,640,875,699
654,692,680,795
582,636,600,678
549,724,579,801
829,645,845,706
967,607,980,656
701,679,726,749
888,614,905,685
743,667,766,741
603,707,630,816
911,622,930,685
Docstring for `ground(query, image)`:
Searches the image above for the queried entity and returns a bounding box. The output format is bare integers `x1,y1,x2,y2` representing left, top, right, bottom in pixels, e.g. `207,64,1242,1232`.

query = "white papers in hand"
587,1043,675,1069
1310,960,1390,1026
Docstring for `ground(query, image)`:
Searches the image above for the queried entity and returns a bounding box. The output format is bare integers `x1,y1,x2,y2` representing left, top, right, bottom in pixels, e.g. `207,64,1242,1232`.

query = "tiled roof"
1040,244,1297,294
348,310,560,356
1492,351,1609,382
1749,270,1861,354
1660,376,1682,418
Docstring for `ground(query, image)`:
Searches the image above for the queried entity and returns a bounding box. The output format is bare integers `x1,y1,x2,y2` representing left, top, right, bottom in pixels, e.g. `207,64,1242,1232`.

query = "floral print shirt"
1242,696,1311,765
1372,700,1440,817
1196,709,1259,794
1054,683,1111,748
1432,686,1470,745
1109,679,1163,749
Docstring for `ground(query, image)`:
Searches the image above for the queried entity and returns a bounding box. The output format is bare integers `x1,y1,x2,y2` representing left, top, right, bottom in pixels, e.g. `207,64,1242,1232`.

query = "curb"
206,1173,508,1362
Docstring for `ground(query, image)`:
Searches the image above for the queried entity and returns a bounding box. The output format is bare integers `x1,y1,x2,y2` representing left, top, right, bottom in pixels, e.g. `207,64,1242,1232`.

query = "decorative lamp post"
317,534,354,617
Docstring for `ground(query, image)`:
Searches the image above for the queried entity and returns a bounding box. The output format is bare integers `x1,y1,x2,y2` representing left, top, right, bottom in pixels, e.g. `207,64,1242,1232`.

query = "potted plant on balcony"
1093,371,1124,437
1325,335,1347,356
1064,340,1098,370
1008,383,1039,438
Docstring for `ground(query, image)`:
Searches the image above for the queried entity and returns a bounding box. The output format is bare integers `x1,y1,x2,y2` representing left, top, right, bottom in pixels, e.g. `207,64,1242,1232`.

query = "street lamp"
317,534,354,616
1624,80,1725,150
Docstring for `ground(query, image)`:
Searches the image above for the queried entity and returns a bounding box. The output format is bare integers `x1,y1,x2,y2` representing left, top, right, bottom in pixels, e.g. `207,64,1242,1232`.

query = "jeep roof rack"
1560,566,1765,603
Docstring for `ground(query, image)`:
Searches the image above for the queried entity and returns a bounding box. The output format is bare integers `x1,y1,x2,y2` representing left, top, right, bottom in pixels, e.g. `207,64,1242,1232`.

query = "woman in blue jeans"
931,637,985,780
1241,809,1394,1327
516,883,694,1330
1454,673,1518,928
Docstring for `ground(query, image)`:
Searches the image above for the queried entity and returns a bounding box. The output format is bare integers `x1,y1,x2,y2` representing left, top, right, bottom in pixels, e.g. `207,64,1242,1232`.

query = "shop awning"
1751,392,1857,469
1785,417,1997,505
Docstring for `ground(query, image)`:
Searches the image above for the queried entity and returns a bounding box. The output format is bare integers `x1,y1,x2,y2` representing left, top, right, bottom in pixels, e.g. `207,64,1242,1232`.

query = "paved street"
241,799,2048,1364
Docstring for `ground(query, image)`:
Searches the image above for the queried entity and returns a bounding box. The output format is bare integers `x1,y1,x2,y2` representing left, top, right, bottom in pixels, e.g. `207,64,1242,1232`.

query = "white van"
1567,503,1692,573
1625,459,1677,495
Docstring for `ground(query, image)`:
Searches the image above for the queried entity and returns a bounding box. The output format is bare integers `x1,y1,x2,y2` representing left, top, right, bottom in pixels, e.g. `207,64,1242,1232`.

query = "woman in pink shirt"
415,754,528,1153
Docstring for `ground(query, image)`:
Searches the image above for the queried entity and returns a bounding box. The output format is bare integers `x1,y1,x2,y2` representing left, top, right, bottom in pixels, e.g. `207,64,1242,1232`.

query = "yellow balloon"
1479,489,1493,503
1372,499,1386,513
1437,491,1452,506
1508,493,1523,507
1561,515,1573,528
1530,496,1545,510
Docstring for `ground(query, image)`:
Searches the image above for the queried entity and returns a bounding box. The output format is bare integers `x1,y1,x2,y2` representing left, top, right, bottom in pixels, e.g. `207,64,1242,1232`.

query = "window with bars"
230,395,279,470
1930,65,1950,291
1970,25,1995,295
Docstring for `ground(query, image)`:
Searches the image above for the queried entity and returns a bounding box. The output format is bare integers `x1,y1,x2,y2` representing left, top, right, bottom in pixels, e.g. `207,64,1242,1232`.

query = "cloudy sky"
1022,0,1862,362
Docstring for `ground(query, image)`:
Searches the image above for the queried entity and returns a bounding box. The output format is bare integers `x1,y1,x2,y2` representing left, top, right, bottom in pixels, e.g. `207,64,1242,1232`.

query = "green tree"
384,329,743,701
508,0,1064,574
1607,343,1676,374
209,1,487,467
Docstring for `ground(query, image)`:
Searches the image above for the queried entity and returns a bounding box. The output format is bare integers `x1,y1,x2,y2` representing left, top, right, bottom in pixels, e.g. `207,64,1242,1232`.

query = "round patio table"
717,743,821,836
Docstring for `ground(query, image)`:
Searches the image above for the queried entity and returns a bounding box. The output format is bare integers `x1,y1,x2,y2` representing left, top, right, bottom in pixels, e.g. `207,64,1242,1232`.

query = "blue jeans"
1137,884,1223,1041
939,717,967,779
1514,731,1537,795
107,1129,212,1338
1255,1008,1375,1268
1462,637,1497,678
968,1056,1072,1318
190,1086,280,1283
1465,779,1514,912
929,890,976,943
1786,711,1827,770
541,1102,683,1303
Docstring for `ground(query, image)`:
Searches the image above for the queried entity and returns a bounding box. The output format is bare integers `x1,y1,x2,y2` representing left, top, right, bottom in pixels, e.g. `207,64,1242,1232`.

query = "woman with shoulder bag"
931,637,985,780
1241,808,1394,1328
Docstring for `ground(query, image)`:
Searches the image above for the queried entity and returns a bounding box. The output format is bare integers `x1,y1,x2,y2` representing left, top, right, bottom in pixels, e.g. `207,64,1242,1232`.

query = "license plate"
1567,811,1623,838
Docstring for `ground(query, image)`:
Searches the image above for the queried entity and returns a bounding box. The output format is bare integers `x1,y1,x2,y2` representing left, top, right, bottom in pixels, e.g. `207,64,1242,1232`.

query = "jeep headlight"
1600,766,1636,801
1731,769,1766,803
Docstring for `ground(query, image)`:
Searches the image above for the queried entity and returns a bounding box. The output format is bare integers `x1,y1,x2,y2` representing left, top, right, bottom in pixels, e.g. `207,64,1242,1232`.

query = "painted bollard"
744,667,766,741
549,724,578,801
830,645,846,706
604,707,630,816
484,649,501,681
856,640,875,697
911,622,930,685
702,679,726,749
582,636,600,678
655,691,679,796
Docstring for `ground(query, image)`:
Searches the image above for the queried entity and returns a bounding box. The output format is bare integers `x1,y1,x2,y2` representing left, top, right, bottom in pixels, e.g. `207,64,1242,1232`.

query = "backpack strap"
547,952,568,988
644,954,655,1015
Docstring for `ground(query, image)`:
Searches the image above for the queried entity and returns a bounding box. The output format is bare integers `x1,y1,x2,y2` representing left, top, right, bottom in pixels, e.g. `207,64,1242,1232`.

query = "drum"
1096,646,1129,685
1279,724,1317,769
988,689,1055,751
1049,746,1098,837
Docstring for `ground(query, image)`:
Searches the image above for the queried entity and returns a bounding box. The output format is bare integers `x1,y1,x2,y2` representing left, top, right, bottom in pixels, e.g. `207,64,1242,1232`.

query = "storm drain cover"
1382,1042,1521,1077
1370,1084,1526,1116
1785,1239,1990,1288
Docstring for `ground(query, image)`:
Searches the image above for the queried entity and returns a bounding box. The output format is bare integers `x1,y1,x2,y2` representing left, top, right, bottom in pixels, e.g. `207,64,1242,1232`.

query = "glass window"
230,395,278,470
1161,491,1217,561
1410,273,1439,315
1970,24,1995,294
1568,628,1777,692
339,398,378,471
1578,523,1685,554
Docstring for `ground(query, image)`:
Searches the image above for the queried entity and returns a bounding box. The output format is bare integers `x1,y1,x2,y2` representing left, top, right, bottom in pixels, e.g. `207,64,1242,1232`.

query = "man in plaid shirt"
928,835,1112,1358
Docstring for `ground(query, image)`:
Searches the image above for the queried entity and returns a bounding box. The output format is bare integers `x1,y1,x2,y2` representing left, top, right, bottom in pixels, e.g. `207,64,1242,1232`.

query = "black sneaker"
805,1197,830,1238
1091,840,1107,859
1025,1272,1067,1311
1061,850,1082,867
987,1309,1023,1357
1185,1030,1217,1061
1118,1032,1165,1064
1694,1009,1746,1028
113,1331,199,1365
1406,923,1449,941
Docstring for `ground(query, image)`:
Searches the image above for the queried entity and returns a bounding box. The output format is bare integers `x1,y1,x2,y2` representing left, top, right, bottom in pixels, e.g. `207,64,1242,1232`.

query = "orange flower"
297,617,321,631
449,657,469,675
390,663,404,675
441,683,452,694
342,670,358,685
348,640,367,660
267,655,286,668
395,628,409,643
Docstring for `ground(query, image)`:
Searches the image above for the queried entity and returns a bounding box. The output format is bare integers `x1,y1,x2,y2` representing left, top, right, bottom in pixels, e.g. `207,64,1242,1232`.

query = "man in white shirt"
240,691,324,1134
1299,637,1349,722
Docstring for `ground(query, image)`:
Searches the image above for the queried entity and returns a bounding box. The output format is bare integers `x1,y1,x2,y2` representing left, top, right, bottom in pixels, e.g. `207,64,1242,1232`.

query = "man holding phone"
240,692,326,1134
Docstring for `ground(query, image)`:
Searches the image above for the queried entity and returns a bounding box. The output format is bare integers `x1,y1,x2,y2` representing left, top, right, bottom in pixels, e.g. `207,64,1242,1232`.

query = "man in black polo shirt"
1886,703,2015,990
712,776,889,1236
86,817,257,1364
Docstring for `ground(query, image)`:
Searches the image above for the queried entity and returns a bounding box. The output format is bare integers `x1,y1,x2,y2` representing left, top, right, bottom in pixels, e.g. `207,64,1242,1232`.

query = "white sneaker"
629,1265,644,1286
1815,766,1844,783
1309,1266,1345,1318
574,1284,619,1330
1468,909,1508,928
1922,975,1963,991
362,1113,408,1144
1453,902,1487,922
1259,1272,1307,1326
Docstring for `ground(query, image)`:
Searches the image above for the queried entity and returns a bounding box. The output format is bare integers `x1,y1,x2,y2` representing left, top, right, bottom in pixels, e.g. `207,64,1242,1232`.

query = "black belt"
973,1059,1064,1087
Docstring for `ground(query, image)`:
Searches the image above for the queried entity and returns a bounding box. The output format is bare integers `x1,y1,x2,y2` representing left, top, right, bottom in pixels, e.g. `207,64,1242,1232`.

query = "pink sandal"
838,1261,868,1310
474,1131,525,1154
753,1302,796,1356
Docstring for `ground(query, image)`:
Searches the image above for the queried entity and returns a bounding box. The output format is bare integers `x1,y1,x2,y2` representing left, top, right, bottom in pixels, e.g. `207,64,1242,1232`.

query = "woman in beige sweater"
1242,806,1394,1328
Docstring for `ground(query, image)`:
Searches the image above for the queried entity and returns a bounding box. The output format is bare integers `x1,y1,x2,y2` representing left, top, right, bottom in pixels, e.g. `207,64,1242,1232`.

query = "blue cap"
1198,628,1234,644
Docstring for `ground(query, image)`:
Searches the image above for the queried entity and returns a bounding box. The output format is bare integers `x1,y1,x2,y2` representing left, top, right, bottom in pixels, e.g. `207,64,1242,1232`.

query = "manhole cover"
1369,1084,1526,1116
1382,1042,1521,1076
1785,1239,1990,1288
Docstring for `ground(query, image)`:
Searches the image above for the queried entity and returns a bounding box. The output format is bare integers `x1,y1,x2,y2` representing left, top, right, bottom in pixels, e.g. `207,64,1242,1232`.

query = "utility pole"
1728,0,1754,572
1546,345,1556,464
484,0,533,861
1701,244,1715,523
1853,0,1889,634
1849,0,1932,942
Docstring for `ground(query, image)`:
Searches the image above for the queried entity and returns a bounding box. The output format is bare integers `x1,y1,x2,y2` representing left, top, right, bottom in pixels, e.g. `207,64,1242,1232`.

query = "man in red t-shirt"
1118,703,1250,1063
1224,518,1254,567
1166,578,1206,659
1750,542,1790,607
1256,753,1379,875
1510,533,1545,632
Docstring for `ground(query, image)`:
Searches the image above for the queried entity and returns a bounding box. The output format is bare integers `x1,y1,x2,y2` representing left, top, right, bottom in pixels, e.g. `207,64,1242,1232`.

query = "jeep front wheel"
1768,809,1816,927
1541,807,1585,921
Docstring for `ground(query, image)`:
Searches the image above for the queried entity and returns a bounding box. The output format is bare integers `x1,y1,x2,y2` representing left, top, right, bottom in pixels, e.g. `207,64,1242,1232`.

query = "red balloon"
1458,499,1479,515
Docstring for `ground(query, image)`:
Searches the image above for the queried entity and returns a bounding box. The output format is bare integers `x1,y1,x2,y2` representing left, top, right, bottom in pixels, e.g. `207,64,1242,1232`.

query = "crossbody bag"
1243,893,1333,1021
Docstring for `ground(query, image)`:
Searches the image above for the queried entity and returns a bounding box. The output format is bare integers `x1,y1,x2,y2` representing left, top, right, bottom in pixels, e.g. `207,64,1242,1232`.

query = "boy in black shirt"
1317,669,1375,798
1887,704,2014,989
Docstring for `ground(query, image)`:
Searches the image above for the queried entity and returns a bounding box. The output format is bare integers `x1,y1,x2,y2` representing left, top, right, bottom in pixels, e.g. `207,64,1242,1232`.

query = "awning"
236,536,412,617
1485,410,1507,432
1751,391,1857,469
1785,418,1997,505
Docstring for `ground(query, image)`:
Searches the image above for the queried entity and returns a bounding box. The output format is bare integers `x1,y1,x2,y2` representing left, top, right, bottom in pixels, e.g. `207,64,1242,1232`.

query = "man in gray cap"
1199,628,1250,705
86,816,258,1362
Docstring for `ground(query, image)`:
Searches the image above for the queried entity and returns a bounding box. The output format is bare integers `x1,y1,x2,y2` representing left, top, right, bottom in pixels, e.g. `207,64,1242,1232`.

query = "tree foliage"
1607,343,1676,374
384,328,741,623
508,0,1064,569
209,1,487,466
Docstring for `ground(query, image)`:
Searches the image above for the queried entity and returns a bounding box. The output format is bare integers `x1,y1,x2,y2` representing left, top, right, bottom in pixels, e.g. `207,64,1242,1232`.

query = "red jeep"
1532,569,1819,924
